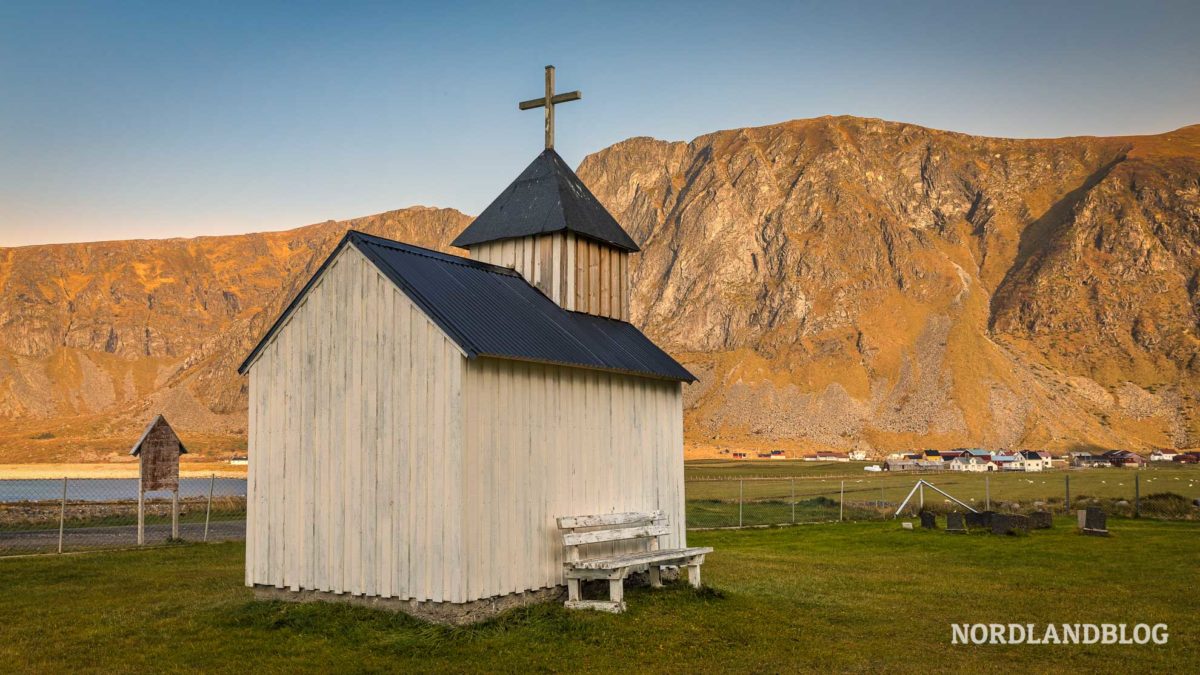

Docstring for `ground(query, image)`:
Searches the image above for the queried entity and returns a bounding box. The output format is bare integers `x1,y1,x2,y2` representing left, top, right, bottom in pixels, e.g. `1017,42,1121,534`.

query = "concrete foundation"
253,584,566,626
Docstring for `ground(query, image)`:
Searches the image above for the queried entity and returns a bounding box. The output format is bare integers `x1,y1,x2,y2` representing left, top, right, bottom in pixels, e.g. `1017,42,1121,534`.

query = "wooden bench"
556,510,712,613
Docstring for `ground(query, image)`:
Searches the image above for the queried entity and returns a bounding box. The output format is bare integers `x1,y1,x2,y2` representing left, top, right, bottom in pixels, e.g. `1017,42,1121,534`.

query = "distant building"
769,450,787,460
1018,450,1052,471
848,449,869,461
1073,454,1111,468
230,455,248,466
1149,449,1178,462
992,453,1019,471
1102,450,1146,468
922,449,943,463
948,455,995,472
884,458,917,472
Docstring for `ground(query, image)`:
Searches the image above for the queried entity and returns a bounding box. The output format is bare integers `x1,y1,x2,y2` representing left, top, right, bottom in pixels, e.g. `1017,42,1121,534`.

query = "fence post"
738,479,743,528
57,477,67,554
1134,474,1140,518
204,473,215,541
1065,474,1070,513
137,478,144,546
790,478,796,524
171,488,180,540
985,476,990,511
839,480,845,522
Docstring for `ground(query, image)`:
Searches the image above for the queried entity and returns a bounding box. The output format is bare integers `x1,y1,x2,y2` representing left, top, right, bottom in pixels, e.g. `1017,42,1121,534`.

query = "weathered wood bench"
556,510,713,613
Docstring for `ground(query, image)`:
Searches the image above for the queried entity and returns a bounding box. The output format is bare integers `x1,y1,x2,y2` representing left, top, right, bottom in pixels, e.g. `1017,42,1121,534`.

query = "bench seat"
571,546,713,570
557,510,711,613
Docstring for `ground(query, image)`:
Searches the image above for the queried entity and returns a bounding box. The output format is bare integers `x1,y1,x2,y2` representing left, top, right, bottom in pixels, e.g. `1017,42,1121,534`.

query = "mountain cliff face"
0,208,470,460
577,117,1200,455
2,117,1198,461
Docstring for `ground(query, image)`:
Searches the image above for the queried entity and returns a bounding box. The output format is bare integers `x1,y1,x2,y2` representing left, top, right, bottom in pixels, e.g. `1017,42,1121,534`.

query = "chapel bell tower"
451,66,638,321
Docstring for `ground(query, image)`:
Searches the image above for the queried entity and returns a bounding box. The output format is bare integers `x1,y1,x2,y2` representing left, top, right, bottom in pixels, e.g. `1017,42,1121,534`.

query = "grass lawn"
2,519,1196,673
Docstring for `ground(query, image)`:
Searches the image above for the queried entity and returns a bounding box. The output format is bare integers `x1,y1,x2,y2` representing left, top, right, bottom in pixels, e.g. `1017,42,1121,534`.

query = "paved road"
0,520,245,555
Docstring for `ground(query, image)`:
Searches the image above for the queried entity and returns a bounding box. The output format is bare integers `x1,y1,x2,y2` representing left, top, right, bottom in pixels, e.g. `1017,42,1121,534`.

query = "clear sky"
1,1,1198,247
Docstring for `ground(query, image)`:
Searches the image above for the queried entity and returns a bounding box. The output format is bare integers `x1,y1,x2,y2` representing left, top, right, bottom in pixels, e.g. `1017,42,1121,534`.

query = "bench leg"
649,566,662,588
687,564,702,588
609,578,624,604
567,578,581,602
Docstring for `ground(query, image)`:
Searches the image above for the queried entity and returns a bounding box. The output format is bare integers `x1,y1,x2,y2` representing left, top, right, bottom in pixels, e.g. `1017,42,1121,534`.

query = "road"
0,520,245,555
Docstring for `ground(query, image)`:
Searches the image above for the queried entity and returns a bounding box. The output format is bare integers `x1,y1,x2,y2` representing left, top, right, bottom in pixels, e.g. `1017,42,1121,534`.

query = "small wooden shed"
130,414,187,492
239,149,695,621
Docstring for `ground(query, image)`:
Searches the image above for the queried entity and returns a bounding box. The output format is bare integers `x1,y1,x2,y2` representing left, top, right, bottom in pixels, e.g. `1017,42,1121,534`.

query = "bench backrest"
557,511,669,561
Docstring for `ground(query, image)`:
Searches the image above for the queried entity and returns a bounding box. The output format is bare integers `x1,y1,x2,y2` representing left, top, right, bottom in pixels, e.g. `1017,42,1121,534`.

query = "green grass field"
683,461,1200,527
2,519,1196,673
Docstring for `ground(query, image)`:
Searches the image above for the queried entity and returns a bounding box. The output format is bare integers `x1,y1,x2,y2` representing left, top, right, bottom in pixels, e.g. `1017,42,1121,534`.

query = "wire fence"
0,476,247,557
2,467,1195,555
685,467,1200,529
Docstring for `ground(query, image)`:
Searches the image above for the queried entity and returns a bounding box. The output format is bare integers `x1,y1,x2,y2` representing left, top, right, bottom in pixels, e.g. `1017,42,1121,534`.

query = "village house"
1018,450,1052,470
1102,450,1147,468
1010,453,1044,472
238,72,705,619
1150,449,1178,462
805,450,849,462
947,454,995,472
848,449,869,461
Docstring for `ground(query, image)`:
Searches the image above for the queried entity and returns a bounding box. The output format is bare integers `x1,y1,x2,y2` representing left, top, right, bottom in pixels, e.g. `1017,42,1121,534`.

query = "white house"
948,455,995,472
239,146,696,620
1150,449,1178,462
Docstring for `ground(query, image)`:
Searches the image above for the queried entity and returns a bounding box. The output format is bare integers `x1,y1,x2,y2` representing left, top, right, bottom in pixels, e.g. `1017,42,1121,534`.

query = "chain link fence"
685,466,1200,529
0,476,247,557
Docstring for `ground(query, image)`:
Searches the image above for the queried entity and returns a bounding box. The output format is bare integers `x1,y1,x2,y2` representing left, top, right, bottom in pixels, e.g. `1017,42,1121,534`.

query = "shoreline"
0,463,248,479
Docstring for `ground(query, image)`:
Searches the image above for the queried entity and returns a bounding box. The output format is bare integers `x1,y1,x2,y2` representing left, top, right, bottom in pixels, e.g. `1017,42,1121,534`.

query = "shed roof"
450,149,640,252
130,414,188,456
238,231,694,382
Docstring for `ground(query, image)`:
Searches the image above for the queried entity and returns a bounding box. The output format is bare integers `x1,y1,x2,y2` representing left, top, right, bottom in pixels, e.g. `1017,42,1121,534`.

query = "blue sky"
1,1,1198,247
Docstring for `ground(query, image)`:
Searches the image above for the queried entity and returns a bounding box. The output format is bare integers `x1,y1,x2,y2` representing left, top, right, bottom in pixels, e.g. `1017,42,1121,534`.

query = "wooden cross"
518,65,581,150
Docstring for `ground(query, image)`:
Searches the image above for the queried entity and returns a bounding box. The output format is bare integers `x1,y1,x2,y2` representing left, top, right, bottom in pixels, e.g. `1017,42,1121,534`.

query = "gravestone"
1077,509,1087,530
990,513,1030,536
946,512,967,534
965,510,995,529
901,522,914,530
1082,507,1109,536
1029,511,1053,529
919,511,937,529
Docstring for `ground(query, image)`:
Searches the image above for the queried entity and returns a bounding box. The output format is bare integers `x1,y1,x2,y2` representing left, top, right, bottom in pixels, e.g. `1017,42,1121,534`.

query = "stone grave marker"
946,512,967,534
990,513,1030,536
919,511,937,529
965,510,995,529
1029,511,1053,529
1082,506,1109,536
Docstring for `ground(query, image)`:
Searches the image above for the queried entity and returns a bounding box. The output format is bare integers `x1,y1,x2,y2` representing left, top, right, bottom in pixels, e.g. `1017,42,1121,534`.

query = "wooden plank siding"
469,234,628,320
460,358,685,601
246,243,682,605
245,246,468,602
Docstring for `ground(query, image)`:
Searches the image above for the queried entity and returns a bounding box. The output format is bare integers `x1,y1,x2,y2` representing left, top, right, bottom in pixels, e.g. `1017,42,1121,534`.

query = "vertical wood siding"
471,234,629,320
246,246,467,602
461,359,685,601
246,244,683,606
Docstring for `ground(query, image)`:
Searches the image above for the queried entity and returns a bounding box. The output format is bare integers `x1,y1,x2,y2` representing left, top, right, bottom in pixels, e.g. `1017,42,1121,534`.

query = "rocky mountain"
579,117,1200,456
2,116,1198,461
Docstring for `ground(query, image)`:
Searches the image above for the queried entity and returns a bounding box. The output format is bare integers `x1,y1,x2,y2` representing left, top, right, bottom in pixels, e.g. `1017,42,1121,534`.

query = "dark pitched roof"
238,231,693,382
451,149,640,252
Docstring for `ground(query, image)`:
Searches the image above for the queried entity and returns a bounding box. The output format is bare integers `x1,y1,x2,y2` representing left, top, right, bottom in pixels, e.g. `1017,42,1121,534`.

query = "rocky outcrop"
2,117,1198,460
578,117,1200,454
0,207,470,460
